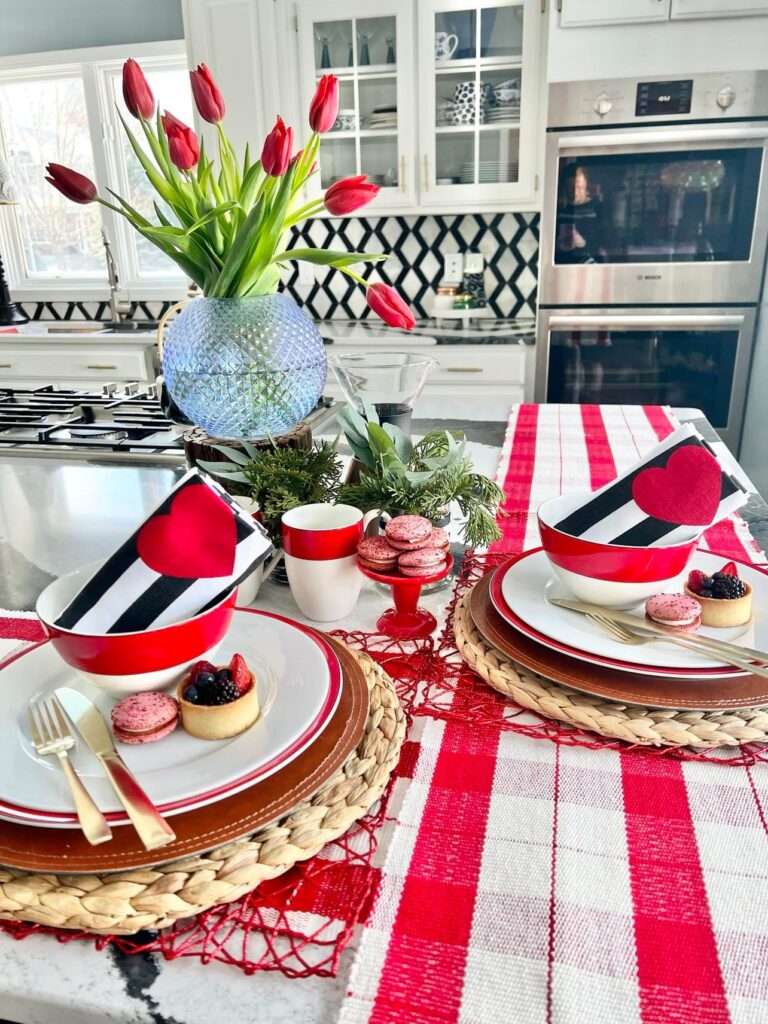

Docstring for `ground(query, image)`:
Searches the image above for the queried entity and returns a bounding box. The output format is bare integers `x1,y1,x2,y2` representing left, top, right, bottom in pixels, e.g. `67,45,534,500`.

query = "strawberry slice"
719,561,738,577
229,653,252,694
190,659,216,678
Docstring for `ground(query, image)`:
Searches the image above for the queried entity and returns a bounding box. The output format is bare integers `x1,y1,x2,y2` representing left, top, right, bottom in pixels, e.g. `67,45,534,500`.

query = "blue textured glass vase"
162,294,327,440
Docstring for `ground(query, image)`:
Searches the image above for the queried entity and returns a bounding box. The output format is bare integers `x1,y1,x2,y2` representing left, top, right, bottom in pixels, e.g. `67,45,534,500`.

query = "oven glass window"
554,149,762,264
547,328,738,427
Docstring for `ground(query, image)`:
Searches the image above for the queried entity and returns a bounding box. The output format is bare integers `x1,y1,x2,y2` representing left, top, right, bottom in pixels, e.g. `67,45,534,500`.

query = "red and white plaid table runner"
340,405,768,1024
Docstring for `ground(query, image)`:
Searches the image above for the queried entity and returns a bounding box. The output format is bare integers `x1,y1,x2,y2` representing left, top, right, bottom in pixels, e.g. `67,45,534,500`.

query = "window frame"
0,39,188,302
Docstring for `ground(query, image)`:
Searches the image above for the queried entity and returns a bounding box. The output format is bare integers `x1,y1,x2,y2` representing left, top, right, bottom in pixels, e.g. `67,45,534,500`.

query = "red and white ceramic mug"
282,504,379,621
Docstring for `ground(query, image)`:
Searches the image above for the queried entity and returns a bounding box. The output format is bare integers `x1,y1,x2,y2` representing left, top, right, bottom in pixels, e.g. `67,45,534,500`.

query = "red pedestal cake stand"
357,554,454,639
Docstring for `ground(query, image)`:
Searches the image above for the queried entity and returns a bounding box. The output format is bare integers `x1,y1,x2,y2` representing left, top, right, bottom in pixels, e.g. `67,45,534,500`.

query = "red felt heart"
137,484,237,578
631,445,721,526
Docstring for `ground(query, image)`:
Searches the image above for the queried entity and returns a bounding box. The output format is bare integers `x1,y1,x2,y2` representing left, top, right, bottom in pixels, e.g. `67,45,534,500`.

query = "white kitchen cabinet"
670,0,768,17
297,0,417,210
418,0,542,207
560,0,671,27
0,335,157,388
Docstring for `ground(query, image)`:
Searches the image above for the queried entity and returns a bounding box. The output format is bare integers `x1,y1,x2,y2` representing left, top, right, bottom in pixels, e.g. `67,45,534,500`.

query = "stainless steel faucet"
101,229,132,322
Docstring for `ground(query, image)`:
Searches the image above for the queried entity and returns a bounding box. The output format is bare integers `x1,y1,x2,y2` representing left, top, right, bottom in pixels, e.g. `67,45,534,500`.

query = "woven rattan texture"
0,648,405,936
454,591,768,749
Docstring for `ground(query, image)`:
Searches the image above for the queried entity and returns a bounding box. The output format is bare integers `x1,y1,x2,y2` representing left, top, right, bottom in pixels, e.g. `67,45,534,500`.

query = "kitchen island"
0,406,765,1024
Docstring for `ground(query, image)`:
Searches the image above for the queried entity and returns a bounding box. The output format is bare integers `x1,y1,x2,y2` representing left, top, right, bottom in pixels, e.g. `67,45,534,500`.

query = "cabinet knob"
87,363,118,370
0,363,12,368
400,155,407,193
423,154,430,192
446,366,483,373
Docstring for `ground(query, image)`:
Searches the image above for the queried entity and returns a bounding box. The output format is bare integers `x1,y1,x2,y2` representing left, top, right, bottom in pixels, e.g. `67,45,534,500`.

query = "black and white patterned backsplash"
17,211,538,323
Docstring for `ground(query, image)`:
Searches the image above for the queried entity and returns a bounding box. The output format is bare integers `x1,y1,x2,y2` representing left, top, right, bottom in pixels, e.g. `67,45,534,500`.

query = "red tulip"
190,63,225,124
309,75,339,133
261,116,293,177
122,58,155,120
367,284,415,330
324,175,379,215
161,111,200,170
45,163,97,204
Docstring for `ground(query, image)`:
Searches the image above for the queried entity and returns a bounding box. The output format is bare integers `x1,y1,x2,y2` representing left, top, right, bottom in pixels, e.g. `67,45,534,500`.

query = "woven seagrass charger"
0,642,405,935
454,580,768,749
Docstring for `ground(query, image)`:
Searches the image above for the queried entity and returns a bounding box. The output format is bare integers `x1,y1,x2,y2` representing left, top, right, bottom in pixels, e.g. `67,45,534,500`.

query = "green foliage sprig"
197,440,342,544
336,403,504,548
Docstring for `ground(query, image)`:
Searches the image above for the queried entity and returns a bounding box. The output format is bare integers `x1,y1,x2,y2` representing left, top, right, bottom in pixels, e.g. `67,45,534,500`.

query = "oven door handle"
548,314,745,329
558,128,768,150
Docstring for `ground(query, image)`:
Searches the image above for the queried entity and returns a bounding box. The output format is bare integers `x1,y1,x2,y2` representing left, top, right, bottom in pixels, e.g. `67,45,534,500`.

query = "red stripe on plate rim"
0,609,343,826
488,547,764,679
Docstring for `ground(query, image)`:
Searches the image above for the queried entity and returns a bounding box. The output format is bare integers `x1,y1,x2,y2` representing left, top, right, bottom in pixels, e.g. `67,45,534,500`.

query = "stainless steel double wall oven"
536,71,768,452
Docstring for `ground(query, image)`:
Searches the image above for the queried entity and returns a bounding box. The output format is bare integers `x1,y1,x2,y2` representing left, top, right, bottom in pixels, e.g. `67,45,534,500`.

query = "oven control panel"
548,70,767,128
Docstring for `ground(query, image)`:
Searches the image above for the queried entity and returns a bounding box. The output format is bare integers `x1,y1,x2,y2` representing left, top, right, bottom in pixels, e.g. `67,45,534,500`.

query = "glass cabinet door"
420,0,540,202
298,0,415,208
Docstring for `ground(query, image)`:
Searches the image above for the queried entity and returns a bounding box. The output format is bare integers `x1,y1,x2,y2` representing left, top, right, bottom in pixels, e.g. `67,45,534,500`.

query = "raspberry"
719,561,738,577
229,653,252,695
190,660,216,678
687,570,709,595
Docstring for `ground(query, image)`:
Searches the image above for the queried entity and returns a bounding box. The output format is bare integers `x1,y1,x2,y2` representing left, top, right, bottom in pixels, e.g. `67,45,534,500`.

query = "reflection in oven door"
546,327,738,427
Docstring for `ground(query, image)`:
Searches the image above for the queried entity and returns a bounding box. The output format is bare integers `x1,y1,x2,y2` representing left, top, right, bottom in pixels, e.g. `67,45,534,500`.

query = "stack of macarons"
357,514,450,579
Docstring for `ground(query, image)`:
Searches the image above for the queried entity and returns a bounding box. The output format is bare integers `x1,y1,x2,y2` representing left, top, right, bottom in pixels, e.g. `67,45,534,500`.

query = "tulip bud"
367,283,415,330
122,59,155,120
309,75,339,133
190,63,225,124
261,116,293,177
45,163,97,204
324,175,379,216
161,111,200,170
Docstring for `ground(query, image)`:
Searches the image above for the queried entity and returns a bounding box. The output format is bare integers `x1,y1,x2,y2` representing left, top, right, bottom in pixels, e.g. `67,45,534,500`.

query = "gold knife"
550,597,768,667
55,688,176,850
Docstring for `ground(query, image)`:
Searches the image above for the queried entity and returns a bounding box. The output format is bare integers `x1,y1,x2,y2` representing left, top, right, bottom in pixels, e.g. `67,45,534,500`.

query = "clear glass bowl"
328,351,438,431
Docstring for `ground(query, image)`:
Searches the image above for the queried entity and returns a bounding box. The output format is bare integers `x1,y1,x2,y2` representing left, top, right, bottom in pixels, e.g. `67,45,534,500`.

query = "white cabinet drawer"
0,346,154,381
431,348,527,383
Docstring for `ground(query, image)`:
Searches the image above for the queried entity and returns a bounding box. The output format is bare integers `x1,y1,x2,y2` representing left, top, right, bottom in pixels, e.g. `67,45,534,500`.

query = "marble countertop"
0,410,765,1024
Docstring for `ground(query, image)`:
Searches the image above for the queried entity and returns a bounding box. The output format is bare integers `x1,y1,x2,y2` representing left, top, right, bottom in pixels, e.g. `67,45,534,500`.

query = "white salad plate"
490,548,766,679
0,609,342,827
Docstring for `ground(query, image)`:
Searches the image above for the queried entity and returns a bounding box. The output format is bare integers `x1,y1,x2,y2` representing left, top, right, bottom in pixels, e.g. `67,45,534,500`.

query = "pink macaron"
384,515,433,551
398,546,447,578
644,594,702,633
357,536,398,572
429,527,449,552
111,691,180,744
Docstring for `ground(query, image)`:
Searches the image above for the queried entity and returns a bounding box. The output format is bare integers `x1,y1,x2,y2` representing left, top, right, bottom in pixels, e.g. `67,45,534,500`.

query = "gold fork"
586,613,768,680
28,698,112,845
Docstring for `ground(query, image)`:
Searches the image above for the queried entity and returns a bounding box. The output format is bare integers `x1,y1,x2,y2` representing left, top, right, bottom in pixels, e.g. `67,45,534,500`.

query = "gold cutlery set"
28,688,176,850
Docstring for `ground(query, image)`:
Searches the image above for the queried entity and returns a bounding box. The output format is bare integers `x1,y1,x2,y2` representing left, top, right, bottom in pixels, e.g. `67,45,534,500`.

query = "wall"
18,211,540,323
547,8,768,81
1,0,184,57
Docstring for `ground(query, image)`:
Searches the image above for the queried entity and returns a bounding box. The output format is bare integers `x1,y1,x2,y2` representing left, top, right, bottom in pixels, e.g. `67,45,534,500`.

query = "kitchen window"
0,41,190,299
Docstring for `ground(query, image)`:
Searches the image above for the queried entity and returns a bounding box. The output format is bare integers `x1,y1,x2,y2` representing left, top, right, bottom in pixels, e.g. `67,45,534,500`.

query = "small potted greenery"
197,440,343,545
336,403,504,548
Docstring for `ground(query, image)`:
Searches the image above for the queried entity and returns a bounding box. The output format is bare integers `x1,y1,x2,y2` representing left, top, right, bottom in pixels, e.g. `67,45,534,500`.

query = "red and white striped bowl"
537,493,700,607
36,560,237,695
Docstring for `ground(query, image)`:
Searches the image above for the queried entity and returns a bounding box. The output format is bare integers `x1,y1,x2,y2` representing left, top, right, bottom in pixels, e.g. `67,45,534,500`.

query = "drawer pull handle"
0,363,12,368
87,363,118,370
446,366,483,373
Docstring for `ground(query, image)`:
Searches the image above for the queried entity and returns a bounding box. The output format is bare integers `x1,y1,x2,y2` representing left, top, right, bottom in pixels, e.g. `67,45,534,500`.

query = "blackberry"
200,680,240,706
710,575,747,600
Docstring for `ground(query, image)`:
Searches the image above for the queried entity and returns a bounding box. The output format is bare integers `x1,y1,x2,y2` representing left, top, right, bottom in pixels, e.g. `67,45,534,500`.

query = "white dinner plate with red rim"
0,609,342,827
490,548,767,679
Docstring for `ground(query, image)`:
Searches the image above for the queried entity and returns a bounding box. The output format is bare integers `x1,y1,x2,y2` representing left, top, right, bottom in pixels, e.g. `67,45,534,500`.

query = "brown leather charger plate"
472,570,768,711
0,636,368,873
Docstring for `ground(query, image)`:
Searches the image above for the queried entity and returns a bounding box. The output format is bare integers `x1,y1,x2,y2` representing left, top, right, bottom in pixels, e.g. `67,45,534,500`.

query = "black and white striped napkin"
554,425,748,546
55,469,272,633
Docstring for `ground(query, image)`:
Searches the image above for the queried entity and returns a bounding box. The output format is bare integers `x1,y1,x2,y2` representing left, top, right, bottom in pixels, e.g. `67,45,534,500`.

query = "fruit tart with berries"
684,562,753,628
177,653,259,740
